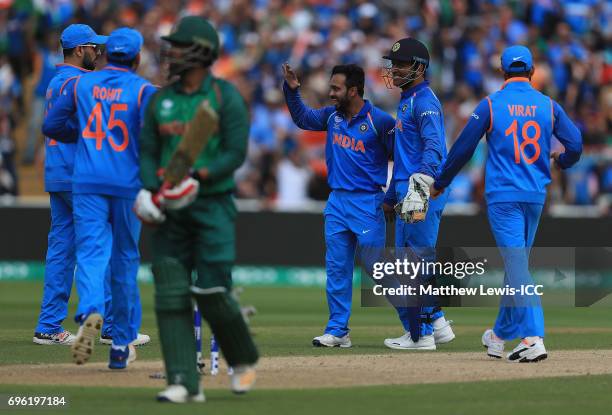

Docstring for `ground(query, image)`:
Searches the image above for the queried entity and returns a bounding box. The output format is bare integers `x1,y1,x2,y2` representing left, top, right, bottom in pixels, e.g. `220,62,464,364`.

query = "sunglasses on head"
79,44,102,55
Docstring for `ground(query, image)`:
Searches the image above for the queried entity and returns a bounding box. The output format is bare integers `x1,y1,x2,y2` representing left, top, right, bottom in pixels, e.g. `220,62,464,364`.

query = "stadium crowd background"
0,0,610,214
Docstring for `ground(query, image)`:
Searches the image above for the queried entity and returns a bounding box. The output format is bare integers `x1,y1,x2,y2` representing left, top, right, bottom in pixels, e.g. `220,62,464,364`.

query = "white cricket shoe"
157,385,205,403
482,329,505,359
71,313,103,365
100,333,151,346
312,333,352,348
230,365,257,394
384,332,436,350
33,330,75,346
433,316,456,344
507,337,548,363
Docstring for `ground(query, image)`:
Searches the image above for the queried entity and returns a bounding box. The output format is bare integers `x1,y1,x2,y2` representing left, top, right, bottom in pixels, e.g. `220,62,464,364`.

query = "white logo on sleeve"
362,229,371,234
420,110,439,117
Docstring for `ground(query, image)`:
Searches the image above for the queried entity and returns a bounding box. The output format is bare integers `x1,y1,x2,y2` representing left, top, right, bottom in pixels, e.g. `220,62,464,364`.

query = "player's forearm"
553,103,583,169
282,81,324,130
205,148,247,181
140,154,161,191
42,110,75,142
139,134,162,190
417,139,443,178
434,122,483,189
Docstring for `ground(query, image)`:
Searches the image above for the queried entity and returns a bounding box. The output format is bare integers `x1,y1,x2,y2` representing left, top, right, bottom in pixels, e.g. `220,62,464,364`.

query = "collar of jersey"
400,80,430,99
500,77,531,90
56,63,90,74
173,73,213,95
336,99,372,122
105,63,133,72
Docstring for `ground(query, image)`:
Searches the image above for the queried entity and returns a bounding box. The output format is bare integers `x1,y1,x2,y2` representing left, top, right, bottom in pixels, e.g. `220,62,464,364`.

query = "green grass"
1,282,612,364
2,375,612,415
1,281,612,414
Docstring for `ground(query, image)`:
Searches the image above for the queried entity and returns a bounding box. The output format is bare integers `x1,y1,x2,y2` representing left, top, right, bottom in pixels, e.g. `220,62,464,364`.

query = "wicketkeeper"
135,16,258,403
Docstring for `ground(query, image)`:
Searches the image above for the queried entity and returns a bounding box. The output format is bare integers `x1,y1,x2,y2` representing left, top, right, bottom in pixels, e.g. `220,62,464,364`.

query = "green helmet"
161,16,220,76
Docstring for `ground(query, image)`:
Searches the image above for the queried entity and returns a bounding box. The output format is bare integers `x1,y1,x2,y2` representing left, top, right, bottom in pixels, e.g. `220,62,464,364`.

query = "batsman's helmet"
161,16,219,77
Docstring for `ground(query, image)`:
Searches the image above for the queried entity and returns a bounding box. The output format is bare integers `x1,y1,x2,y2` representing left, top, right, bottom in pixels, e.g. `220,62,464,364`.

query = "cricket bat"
163,100,219,187
153,100,219,206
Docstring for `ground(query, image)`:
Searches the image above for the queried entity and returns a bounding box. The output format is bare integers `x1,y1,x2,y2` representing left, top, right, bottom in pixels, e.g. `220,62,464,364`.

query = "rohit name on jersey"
92,86,123,102
508,104,537,117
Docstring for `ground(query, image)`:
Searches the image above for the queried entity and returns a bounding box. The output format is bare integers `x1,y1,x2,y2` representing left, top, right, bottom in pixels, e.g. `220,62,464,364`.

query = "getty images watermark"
370,258,544,298
359,247,612,308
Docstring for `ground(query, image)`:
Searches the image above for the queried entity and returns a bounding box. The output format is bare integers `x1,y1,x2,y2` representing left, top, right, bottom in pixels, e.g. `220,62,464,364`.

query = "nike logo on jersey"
508,104,537,117
362,229,371,234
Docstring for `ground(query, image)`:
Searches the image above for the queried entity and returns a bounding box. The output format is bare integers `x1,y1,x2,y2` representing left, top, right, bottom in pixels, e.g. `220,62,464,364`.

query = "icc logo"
360,123,368,132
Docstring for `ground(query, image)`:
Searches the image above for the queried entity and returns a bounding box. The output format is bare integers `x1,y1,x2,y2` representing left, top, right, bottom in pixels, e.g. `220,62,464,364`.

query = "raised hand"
282,62,301,90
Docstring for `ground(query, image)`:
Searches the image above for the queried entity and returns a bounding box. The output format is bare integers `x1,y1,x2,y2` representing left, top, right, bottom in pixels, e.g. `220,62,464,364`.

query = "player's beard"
83,54,96,71
333,93,350,114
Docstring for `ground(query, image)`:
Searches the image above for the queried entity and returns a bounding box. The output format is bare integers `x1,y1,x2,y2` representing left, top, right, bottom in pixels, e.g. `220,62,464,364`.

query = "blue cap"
501,45,533,73
60,24,108,49
106,27,143,62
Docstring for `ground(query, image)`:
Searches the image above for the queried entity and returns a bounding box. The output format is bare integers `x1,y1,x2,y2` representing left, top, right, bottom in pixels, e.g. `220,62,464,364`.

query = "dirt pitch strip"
1,349,611,390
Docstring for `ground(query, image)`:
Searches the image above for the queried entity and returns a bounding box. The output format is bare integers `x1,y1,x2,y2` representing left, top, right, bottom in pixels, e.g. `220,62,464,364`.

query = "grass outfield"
1,281,612,414
1,282,611,364
2,375,612,415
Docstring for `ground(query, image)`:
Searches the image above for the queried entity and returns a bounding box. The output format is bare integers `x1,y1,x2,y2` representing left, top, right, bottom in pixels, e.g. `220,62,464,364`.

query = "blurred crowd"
0,0,610,213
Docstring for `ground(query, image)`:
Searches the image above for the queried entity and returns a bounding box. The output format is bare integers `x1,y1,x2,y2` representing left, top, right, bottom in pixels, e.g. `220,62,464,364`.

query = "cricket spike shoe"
507,337,548,363
71,313,103,365
433,316,456,344
108,344,137,369
312,333,352,348
383,332,436,350
231,365,257,394
100,333,151,346
157,385,206,403
481,329,505,359
33,330,75,346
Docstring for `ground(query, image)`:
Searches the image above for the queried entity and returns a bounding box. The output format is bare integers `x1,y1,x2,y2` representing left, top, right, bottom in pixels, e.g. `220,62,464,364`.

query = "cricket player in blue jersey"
43,27,157,369
432,45,582,362
33,24,106,346
380,38,455,350
283,63,395,347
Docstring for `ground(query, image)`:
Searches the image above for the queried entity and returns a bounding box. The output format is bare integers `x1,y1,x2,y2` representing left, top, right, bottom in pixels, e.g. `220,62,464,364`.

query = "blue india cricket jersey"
283,82,395,191
43,63,89,192
43,64,156,198
435,77,582,204
393,80,447,181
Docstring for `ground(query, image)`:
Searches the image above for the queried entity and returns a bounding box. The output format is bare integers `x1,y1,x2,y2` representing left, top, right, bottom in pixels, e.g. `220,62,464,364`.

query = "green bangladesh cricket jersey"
140,74,249,196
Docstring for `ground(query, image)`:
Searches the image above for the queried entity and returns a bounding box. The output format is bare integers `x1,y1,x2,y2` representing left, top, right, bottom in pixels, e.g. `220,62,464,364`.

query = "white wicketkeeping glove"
161,177,200,210
394,173,434,223
134,189,166,224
